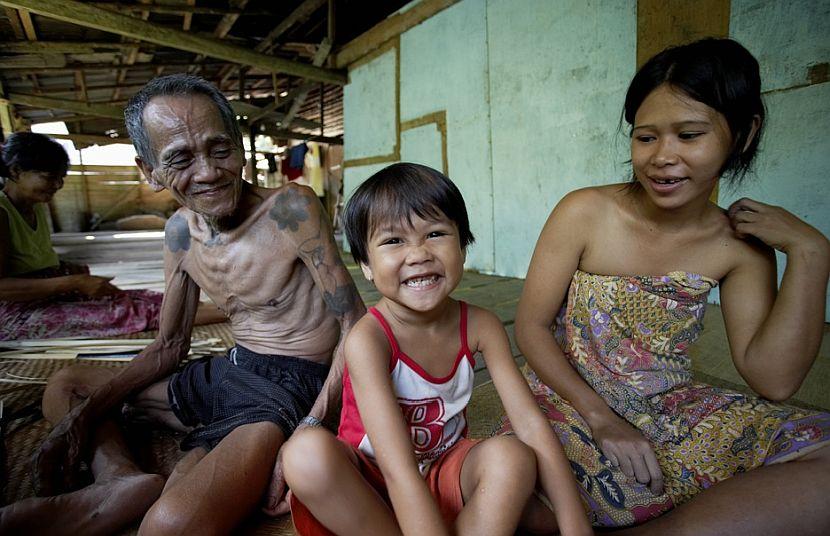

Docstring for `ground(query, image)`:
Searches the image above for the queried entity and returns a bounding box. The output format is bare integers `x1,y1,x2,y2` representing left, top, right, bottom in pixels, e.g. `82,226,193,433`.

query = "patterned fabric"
499,270,830,528
0,289,162,340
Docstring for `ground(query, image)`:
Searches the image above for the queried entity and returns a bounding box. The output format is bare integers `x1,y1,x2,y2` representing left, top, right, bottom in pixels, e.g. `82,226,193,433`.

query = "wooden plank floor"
51,231,830,410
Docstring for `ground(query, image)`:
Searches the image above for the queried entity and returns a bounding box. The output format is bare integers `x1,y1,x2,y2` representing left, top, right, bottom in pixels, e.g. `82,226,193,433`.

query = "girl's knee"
491,436,537,473
283,428,344,494
474,436,538,486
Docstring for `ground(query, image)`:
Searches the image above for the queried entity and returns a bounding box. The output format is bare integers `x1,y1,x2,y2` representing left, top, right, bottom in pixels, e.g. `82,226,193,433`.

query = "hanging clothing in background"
306,143,325,197
265,154,278,173
281,156,302,181
289,143,308,169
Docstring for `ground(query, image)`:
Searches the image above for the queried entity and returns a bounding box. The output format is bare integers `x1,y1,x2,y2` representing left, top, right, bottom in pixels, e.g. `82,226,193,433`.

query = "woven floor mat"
0,322,506,535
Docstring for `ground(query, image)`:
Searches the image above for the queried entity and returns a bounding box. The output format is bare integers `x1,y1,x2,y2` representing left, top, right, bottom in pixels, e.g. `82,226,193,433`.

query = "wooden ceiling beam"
0,59,229,73
17,7,36,39
258,124,342,145
217,0,326,89
49,132,131,145
25,80,276,95
112,0,151,101
0,53,66,68
247,82,316,124
230,100,320,131
93,3,268,17
28,113,96,125
0,0,347,85
3,7,26,38
189,0,247,76
181,0,194,32
5,92,123,119
74,70,87,102
282,39,331,128
0,41,150,53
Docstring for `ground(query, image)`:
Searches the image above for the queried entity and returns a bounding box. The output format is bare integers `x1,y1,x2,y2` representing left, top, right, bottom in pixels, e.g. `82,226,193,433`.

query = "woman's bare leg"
283,427,401,536
620,443,830,536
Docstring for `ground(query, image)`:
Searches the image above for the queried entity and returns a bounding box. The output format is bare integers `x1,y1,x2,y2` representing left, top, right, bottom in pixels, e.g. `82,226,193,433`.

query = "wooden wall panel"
637,0,731,68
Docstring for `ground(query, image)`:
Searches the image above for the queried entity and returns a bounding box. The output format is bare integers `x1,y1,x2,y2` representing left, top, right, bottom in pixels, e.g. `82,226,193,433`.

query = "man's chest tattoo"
165,214,191,252
204,226,223,247
269,188,310,232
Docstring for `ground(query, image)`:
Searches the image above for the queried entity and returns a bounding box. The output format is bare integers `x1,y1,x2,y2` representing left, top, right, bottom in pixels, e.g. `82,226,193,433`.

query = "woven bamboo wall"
49,165,177,232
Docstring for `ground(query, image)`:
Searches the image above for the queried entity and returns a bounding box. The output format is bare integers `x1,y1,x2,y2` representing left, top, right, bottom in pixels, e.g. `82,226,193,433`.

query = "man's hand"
32,400,91,496
262,448,290,516
590,412,664,495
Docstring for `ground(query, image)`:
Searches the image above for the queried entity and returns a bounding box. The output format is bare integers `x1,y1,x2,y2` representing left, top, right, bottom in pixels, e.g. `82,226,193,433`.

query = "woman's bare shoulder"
705,203,776,276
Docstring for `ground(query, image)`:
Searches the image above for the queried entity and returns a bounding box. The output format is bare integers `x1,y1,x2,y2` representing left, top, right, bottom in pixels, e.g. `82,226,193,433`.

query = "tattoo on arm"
269,188,311,232
165,214,191,252
323,284,360,316
276,187,363,321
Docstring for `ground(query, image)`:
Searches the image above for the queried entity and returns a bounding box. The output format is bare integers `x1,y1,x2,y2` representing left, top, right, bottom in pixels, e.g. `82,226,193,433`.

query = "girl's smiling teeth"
403,274,441,288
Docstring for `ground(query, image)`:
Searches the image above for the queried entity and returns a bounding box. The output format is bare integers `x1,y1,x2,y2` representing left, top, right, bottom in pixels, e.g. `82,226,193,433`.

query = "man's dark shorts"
167,344,330,451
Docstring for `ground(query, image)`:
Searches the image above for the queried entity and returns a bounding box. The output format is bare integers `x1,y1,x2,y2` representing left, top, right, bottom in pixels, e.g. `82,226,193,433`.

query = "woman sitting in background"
0,132,223,340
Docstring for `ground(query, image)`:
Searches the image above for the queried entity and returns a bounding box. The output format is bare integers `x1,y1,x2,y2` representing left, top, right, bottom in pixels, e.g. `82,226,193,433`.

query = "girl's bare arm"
345,320,450,536
476,307,592,535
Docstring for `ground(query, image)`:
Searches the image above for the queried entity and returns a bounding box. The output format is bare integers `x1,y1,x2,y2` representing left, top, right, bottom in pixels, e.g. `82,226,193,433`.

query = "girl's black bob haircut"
344,162,475,266
624,38,765,184
0,131,69,179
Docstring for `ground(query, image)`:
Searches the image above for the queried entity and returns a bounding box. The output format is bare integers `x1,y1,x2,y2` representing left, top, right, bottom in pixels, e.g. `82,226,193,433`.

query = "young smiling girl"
282,163,590,536
503,38,830,534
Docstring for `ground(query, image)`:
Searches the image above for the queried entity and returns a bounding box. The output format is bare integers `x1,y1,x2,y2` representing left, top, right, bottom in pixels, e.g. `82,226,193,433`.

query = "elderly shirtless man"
3,74,364,535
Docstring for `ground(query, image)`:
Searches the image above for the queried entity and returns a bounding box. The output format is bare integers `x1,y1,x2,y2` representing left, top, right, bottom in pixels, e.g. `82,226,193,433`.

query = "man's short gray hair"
124,74,243,166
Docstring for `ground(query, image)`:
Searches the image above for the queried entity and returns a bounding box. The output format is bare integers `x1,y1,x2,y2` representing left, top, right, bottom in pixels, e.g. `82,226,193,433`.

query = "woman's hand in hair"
728,198,830,259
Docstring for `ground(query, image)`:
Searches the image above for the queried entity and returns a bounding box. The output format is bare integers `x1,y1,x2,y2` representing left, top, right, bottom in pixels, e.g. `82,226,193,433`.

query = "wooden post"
319,82,324,137
79,152,91,228
636,0,730,203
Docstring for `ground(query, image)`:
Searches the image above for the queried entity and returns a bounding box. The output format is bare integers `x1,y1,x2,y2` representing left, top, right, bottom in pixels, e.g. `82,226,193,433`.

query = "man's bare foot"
0,472,164,536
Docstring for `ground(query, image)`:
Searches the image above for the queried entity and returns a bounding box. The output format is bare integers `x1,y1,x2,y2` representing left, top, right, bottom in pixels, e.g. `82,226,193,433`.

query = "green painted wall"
343,1,829,320
719,0,830,320
487,0,634,276
343,0,635,276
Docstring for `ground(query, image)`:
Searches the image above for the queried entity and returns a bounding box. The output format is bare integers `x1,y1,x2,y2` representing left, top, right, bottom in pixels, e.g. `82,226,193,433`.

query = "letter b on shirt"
399,397,445,452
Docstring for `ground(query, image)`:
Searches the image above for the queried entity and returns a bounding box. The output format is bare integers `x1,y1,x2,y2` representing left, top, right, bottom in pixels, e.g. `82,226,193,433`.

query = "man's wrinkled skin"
14,93,364,535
